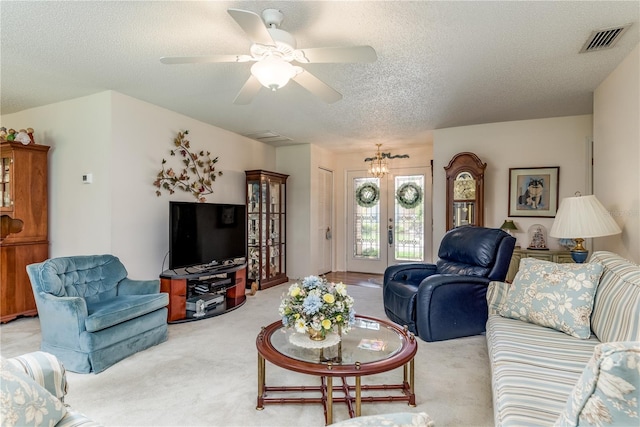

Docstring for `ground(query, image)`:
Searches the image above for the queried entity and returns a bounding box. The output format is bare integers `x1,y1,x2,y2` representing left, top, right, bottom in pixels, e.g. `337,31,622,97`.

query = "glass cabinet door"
1,155,13,210
245,170,288,290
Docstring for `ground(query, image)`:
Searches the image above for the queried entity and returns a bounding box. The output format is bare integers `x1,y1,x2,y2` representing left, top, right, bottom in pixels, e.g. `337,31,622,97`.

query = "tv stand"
160,263,247,323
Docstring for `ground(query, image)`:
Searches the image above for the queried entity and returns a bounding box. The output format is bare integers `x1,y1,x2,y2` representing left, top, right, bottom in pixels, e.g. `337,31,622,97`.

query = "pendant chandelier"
364,144,409,178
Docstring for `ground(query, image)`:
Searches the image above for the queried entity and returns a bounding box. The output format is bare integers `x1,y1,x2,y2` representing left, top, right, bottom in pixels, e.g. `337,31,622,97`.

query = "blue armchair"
26,255,169,373
383,226,515,342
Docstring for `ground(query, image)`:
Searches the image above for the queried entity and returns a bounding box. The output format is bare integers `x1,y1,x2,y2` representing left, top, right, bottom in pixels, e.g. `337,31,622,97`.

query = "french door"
346,167,431,274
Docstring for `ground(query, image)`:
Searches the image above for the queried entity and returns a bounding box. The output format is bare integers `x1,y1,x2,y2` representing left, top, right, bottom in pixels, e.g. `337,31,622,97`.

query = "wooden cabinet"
506,248,573,282
1,141,50,323
245,170,288,290
160,264,247,323
444,152,486,231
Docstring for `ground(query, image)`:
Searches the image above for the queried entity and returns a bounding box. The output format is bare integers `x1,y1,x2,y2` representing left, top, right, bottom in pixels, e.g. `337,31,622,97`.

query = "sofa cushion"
486,315,600,426
499,258,603,339
84,293,169,332
0,356,67,427
554,341,640,427
589,251,640,343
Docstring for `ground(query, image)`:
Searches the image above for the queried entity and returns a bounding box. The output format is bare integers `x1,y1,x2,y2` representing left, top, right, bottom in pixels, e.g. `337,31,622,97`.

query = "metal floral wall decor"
153,130,223,202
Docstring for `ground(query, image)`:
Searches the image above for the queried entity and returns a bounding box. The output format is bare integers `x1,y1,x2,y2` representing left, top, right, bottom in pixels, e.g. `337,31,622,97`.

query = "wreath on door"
355,182,380,208
396,182,423,209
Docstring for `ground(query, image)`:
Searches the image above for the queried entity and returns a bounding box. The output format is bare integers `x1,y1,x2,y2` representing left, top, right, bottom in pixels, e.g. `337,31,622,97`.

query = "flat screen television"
169,201,246,271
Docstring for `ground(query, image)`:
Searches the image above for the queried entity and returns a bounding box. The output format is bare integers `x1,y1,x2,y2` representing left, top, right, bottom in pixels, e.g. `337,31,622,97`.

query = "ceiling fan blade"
233,75,263,105
160,55,252,64
296,46,377,63
292,70,342,104
227,8,275,46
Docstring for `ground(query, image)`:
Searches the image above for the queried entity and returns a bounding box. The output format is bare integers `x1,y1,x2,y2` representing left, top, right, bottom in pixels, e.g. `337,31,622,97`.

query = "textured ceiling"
1,1,639,152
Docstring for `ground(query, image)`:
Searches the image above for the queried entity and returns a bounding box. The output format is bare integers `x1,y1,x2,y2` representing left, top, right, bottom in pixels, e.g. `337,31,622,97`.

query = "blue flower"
348,309,356,325
302,275,323,289
302,294,322,315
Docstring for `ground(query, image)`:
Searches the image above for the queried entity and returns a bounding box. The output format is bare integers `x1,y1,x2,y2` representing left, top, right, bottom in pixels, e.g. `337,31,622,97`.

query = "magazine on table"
358,338,386,351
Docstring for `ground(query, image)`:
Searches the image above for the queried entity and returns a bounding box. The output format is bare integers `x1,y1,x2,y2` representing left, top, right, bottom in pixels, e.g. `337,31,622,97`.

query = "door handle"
388,226,393,245
326,227,332,240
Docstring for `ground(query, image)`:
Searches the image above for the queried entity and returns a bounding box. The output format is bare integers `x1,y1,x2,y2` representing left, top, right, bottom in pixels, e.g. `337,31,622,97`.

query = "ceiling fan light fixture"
251,56,298,91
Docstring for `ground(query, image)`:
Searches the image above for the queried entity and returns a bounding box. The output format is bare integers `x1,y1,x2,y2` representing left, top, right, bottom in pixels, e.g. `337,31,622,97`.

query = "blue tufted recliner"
26,255,169,373
383,226,515,342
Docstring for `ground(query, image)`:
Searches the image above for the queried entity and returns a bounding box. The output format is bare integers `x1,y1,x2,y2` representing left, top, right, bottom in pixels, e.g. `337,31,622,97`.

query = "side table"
506,247,573,282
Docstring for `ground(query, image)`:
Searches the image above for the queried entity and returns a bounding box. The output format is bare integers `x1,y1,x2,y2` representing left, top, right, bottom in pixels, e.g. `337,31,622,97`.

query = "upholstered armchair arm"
7,351,68,400
117,278,160,295
415,275,491,341
35,293,88,348
487,281,511,315
384,263,437,287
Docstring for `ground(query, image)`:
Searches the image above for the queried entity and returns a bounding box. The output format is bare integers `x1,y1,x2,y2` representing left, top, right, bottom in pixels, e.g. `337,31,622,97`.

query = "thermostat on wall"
82,173,93,184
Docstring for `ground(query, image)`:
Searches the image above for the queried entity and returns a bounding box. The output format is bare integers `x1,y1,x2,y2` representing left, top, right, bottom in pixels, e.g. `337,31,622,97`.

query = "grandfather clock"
444,152,486,231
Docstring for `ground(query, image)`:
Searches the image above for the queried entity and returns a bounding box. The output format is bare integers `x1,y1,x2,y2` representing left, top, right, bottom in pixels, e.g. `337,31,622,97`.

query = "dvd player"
186,293,224,311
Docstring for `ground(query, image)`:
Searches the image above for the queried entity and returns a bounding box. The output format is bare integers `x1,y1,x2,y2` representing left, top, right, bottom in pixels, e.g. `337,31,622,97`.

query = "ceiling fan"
160,8,377,105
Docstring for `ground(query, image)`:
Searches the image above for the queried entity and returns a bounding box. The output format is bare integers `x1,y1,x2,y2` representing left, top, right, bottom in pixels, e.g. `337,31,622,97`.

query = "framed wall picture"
508,167,559,217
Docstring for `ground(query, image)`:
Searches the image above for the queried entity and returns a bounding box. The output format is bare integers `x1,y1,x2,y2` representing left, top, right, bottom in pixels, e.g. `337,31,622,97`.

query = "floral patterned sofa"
0,351,99,426
486,251,639,426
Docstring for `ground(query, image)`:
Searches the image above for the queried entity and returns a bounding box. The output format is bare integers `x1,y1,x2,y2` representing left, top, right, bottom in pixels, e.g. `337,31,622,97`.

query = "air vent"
243,131,293,145
580,24,632,53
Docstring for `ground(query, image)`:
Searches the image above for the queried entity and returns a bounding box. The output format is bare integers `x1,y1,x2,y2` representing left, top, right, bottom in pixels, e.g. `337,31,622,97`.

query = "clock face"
453,172,476,200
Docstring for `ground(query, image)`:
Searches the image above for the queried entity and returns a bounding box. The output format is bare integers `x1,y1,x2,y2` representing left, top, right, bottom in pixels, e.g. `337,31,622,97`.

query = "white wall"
433,115,593,254
2,91,276,278
2,93,114,256
593,44,640,262
276,144,312,279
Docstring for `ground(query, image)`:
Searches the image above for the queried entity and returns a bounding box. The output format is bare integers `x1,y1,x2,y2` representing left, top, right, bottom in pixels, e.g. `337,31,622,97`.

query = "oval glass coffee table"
256,314,418,424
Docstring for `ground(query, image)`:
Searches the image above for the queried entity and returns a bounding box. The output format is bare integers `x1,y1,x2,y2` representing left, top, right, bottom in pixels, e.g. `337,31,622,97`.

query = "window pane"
394,175,424,261
353,178,380,259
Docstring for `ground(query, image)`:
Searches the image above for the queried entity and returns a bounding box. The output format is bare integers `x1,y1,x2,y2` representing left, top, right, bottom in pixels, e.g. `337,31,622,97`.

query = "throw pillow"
554,341,640,427
0,356,67,427
499,258,604,339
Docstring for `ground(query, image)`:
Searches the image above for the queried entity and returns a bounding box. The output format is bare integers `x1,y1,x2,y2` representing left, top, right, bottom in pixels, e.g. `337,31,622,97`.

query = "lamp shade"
549,194,621,239
251,56,298,91
500,220,518,231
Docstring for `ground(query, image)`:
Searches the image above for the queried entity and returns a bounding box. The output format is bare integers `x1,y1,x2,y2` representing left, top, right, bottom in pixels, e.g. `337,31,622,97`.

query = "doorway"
346,167,431,274
317,167,333,275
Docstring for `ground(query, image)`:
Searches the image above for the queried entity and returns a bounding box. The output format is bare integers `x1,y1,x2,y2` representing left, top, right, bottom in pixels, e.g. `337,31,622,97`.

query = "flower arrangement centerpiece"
279,276,355,341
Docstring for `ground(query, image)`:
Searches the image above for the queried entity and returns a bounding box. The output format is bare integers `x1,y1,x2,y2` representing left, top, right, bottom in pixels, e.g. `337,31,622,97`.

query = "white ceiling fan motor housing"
262,9,284,28
251,10,297,61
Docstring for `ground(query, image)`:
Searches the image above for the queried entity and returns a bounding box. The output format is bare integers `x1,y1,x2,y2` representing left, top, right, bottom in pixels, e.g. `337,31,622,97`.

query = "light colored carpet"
0,284,494,427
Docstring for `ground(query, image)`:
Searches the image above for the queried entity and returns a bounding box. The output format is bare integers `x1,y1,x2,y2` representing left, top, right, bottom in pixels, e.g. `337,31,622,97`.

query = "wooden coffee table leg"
409,358,416,407
257,353,265,410
355,376,362,417
327,376,333,424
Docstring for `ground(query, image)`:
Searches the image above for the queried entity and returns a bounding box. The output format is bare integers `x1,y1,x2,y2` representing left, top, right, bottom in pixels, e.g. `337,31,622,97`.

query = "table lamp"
500,219,518,236
549,193,621,263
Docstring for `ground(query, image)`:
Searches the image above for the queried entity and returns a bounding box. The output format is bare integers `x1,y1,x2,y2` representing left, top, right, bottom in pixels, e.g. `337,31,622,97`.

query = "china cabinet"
245,170,288,290
444,152,486,231
1,141,50,323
